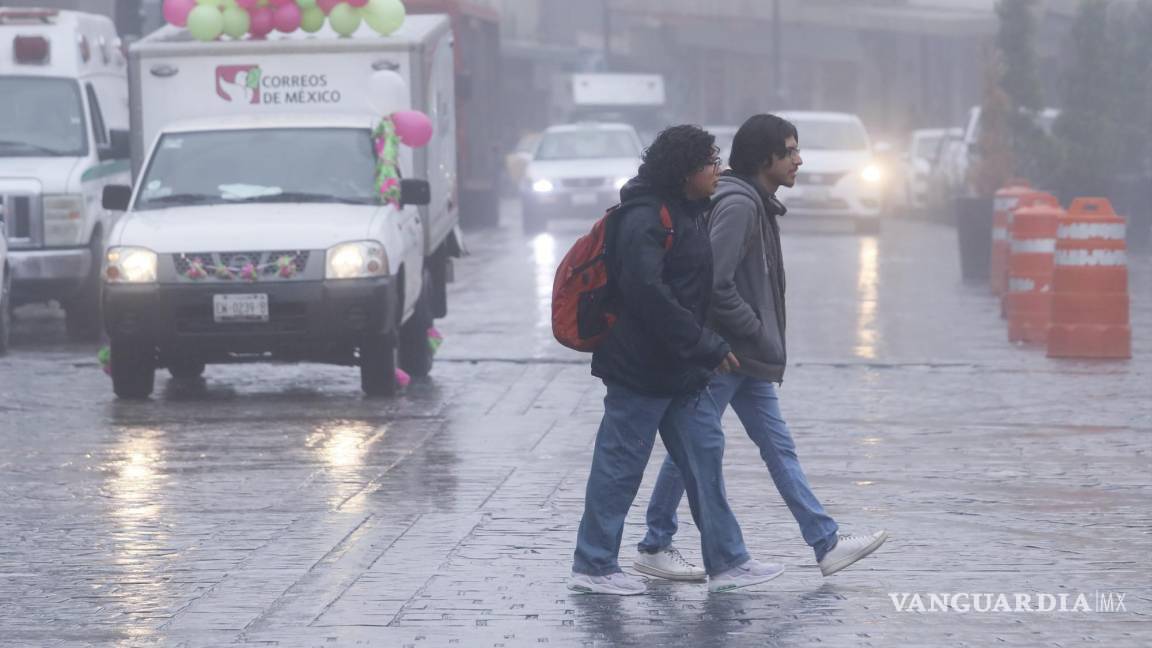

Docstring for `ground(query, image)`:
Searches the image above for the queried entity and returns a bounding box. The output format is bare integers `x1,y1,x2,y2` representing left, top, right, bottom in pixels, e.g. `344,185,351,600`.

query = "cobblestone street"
1,204,1149,647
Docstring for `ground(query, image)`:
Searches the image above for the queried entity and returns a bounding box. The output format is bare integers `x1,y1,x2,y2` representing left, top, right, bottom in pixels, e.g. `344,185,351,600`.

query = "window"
85,84,107,147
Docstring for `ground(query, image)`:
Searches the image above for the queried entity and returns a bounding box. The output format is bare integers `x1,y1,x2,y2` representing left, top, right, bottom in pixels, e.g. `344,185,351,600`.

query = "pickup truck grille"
172,251,311,282
0,194,41,249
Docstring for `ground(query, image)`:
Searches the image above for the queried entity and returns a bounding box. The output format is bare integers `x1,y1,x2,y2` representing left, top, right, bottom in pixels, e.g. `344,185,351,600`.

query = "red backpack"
552,203,674,351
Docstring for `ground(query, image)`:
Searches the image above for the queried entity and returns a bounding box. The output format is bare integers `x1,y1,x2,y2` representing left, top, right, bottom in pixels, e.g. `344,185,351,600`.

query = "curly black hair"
637,125,716,199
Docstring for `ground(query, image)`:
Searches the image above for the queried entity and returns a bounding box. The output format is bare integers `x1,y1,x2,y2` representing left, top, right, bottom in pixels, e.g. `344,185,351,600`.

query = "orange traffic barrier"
1004,193,1063,344
1047,198,1131,359
991,180,1034,298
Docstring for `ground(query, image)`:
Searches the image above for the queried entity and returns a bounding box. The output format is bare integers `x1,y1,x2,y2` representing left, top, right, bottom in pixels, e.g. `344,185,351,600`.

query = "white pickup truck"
101,15,463,399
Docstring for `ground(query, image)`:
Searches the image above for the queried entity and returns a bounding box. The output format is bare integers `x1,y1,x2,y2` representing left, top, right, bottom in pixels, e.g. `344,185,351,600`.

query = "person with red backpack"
567,125,786,595
634,114,888,584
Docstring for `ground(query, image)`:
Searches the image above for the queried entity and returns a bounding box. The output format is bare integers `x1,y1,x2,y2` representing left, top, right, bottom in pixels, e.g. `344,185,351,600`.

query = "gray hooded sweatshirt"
706,172,788,382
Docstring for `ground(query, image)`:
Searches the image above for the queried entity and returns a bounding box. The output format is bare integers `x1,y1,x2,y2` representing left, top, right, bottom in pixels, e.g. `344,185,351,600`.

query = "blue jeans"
573,381,750,577
638,373,840,562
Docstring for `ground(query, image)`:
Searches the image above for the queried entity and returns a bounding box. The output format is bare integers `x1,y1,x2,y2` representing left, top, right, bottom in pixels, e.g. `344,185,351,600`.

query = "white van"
101,15,462,399
0,8,130,340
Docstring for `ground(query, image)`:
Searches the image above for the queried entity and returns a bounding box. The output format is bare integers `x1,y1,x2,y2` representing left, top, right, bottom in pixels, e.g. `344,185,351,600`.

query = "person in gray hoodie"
633,115,888,582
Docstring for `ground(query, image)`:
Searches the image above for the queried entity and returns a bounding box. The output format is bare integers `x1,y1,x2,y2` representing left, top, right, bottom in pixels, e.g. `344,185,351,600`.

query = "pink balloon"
267,0,291,6
162,0,196,27
272,2,302,32
249,7,274,38
317,0,341,14
236,0,259,9
347,0,369,7
392,110,434,148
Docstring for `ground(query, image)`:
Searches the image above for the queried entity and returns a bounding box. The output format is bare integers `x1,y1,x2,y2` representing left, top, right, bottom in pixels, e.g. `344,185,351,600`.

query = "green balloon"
296,0,318,9
300,6,325,33
221,6,249,39
363,0,405,36
187,5,225,41
328,3,361,37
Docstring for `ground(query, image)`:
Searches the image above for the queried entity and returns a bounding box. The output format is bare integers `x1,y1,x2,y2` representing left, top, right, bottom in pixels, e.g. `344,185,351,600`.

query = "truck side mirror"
100,129,131,162
400,179,431,207
103,185,132,211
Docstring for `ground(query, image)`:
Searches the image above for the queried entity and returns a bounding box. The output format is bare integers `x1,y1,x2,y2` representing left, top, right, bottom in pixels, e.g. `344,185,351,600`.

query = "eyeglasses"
784,146,802,160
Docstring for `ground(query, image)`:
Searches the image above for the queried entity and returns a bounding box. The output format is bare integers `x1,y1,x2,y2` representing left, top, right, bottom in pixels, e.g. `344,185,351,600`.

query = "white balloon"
368,69,411,115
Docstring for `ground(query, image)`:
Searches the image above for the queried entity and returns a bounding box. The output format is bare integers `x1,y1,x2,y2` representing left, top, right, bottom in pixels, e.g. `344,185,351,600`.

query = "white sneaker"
818,530,889,577
707,559,785,593
568,570,647,595
633,546,707,582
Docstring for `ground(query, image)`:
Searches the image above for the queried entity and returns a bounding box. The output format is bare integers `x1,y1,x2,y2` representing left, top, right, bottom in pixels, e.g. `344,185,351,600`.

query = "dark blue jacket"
591,178,731,396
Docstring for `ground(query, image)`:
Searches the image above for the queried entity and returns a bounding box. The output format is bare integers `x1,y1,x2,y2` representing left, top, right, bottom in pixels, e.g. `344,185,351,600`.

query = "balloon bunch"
162,0,407,42
373,109,433,206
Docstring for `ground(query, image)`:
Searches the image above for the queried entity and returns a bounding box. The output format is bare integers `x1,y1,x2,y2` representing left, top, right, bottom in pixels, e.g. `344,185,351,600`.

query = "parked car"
0,8,131,341
775,111,887,233
905,127,961,211
520,122,644,233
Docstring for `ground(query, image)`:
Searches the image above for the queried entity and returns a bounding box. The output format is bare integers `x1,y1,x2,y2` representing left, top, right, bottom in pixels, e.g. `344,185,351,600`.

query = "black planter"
953,196,995,283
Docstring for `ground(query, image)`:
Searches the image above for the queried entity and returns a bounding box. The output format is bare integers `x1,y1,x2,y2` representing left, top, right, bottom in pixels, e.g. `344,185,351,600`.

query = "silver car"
520,123,644,233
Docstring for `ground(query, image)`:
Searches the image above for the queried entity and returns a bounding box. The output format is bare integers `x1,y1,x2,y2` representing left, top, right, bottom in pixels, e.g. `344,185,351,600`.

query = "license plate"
213,293,269,323
571,192,597,206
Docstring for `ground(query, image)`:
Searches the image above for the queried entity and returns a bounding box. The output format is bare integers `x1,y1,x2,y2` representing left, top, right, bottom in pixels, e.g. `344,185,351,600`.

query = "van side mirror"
400,179,431,207
100,129,131,162
103,184,132,211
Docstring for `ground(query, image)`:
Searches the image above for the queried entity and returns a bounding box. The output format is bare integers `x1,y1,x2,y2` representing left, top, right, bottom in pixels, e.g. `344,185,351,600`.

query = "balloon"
236,0,258,8
186,5,225,41
300,6,325,32
249,6,274,38
368,69,410,113
295,0,317,8
347,0,369,7
317,0,341,14
162,0,197,27
196,0,221,6
267,0,291,7
392,110,433,148
221,5,250,38
363,0,404,35
272,1,301,32
328,3,361,36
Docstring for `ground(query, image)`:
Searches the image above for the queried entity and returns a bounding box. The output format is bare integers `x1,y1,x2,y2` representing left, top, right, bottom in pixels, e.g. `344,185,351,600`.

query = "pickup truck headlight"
326,241,388,280
531,179,554,193
861,163,884,184
43,194,87,246
105,246,158,284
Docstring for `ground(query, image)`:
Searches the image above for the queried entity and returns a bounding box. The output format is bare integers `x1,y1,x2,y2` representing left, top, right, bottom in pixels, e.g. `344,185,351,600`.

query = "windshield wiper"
233,191,376,206
140,193,220,207
0,139,70,156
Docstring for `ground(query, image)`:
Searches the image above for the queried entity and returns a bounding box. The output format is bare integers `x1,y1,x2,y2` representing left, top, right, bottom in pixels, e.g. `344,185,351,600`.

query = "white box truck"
101,15,463,399
0,7,131,341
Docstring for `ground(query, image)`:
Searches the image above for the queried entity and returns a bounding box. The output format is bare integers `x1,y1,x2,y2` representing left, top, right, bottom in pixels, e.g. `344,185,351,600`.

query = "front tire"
359,332,398,397
398,270,435,378
65,237,103,343
0,269,12,355
110,336,156,399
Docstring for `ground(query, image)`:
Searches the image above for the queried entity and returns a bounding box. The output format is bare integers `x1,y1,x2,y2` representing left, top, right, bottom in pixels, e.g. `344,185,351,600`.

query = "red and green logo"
216,65,262,104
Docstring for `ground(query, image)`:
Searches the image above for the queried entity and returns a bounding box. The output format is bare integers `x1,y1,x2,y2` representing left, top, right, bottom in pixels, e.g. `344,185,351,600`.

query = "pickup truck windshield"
135,128,379,210
0,77,87,157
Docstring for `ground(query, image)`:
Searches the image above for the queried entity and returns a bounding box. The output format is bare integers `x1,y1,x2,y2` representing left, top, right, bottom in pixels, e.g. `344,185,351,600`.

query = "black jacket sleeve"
614,205,730,369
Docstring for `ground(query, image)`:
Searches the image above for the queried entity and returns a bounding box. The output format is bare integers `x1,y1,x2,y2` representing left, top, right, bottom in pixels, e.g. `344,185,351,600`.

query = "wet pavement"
1,202,1149,647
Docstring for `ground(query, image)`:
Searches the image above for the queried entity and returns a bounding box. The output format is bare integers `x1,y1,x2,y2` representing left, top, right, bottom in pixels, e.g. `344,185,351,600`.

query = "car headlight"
861,164,884,184
531,179,554,193
105,246,158,284
43,193,86,246
614,177,629,190
326,241,388,280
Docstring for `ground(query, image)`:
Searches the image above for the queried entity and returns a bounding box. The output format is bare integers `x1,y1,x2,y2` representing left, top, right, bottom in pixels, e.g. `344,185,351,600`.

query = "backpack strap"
658,204,675,250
